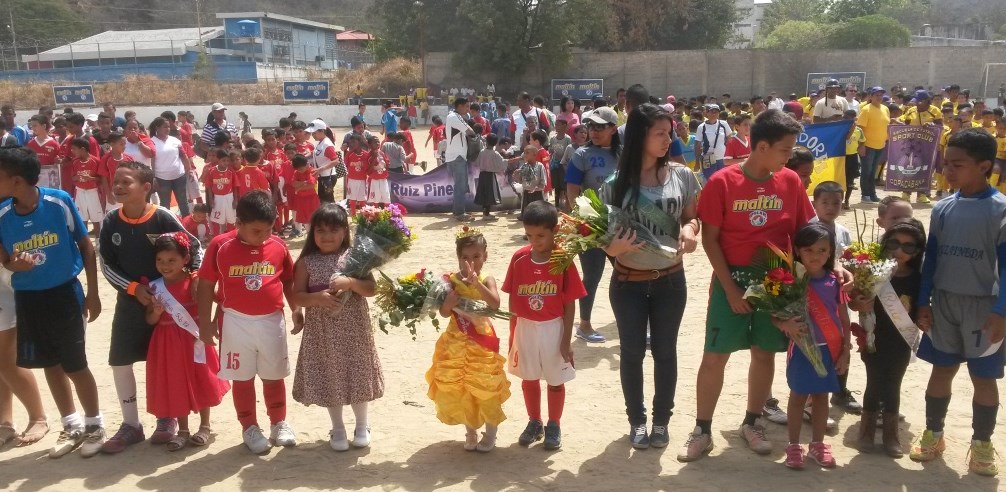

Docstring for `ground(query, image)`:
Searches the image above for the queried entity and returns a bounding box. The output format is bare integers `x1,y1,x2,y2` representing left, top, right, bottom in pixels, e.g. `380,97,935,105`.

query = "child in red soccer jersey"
61,113,100,196
292,121,314,157
291,155,320,235
69,138,104,234
204,150,238,235
262,129,291,233
344,135,370,215
145,232,228,452
97,133,133,208
235,148,271,199
399,117,418,172
367,135,391,207
502,201,586,451
197,191,297,455
181,203,212,243
28,114,63,190
426,115,446,151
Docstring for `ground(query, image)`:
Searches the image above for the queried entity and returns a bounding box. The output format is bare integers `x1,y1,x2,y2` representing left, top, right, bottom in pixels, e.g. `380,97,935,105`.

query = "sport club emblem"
528,294,545,312
245,274,263,291
111,233,122,246
749,210,768,227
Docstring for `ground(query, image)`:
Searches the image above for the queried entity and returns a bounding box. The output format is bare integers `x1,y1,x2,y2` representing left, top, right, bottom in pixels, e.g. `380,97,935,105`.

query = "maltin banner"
884,124,940,193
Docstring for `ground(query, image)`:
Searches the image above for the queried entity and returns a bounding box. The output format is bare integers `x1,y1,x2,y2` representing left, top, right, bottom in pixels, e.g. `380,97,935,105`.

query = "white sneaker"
740,423,772,455
329,429,349,452
352,427,371,448
270,421,297,447
243,425,272,454
79,426,106,458
762,398,788,425
803,406,838,431
48,428,84,459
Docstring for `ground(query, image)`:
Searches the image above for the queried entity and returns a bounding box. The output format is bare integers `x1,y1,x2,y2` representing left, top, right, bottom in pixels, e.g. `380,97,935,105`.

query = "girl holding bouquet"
849,219,925,457
785,223,851,470
601,103,700,449
425,227,511,452
291,204,384,452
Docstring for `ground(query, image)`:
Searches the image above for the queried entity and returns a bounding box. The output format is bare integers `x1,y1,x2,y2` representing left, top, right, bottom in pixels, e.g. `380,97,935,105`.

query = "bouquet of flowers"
734,243,828,377
374,269,440,339
549,189,677,274
420,273,513,324
331,204,416,301
840,242,897,353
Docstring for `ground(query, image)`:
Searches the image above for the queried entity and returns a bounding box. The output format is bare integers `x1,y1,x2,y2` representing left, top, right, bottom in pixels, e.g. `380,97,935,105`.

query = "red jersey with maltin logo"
27,137,60,166
697,165,815,267
71,156,100,190
345,150,370,180
203,166,235,196
198,230,293,316
502,245,586,322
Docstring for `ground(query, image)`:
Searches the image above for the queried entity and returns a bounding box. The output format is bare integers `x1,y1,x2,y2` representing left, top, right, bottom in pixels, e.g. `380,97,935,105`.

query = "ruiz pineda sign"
283,81,330,102
52,85,95,106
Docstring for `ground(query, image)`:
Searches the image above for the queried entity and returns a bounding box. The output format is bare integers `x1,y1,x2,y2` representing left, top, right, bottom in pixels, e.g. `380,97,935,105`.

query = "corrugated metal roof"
336,30,373,41
23,27,224,63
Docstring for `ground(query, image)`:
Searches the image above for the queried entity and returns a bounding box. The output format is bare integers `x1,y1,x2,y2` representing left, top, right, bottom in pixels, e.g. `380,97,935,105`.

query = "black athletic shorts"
15,279,88,373
109,292,155,366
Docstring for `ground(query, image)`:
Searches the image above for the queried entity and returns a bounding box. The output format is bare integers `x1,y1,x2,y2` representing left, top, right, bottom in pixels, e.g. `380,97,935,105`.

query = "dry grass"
1,58,422,108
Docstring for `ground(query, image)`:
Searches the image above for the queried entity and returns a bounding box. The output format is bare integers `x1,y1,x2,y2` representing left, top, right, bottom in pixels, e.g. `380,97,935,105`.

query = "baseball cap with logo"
211,102,227,111
584,107,618,126
305,119,329,133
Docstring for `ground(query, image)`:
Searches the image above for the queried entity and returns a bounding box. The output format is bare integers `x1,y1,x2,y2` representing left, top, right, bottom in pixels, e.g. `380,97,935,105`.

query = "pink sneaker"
808,442,836,468
785,443,805,469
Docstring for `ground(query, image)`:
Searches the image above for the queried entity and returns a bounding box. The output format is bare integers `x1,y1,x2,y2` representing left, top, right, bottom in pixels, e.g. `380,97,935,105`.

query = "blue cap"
913,90,930,101
869,86,886,95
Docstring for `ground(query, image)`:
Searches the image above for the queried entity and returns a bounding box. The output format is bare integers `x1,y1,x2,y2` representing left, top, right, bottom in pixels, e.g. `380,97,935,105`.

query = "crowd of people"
0,78,1001,480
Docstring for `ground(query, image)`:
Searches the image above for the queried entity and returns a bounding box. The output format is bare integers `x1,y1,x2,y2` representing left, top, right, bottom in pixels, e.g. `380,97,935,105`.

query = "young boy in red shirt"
344,134,371,215
502,201,586,451
204,149,237,235
367,135,390,207
197,191,296,454
262,129,291,233
70,138,104,235
182,203,212,243
27,114,62,190
292,121,314,157
60,113,100,196
235,148,271,199
97,133,133,209
399,117,419,172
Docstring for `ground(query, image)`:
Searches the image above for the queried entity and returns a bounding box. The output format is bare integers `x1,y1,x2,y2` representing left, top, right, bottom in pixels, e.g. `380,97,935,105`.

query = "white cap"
85,113,98,122
583,106,618,126
211,102,227,111
306,118,328,133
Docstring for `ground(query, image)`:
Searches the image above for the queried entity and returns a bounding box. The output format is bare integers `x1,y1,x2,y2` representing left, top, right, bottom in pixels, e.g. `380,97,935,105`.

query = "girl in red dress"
292,154,321,233
145,232,230,451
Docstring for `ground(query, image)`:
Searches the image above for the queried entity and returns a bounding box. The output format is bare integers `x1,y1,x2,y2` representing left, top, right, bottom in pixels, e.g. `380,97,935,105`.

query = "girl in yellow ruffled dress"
425,228,511,452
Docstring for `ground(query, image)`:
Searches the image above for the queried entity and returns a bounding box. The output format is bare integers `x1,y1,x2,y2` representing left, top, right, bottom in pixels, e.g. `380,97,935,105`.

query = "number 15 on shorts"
226,352,241,370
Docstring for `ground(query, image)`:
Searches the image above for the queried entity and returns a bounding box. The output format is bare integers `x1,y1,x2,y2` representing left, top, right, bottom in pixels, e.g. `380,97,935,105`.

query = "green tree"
0,0,91,46
828,14,911,48
583,0,739,51
759,0,828,36
756,20,835,50
652,0,741,49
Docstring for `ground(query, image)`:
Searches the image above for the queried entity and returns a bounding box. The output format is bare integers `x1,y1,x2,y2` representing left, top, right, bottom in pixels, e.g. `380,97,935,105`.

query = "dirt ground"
0,126,1002,491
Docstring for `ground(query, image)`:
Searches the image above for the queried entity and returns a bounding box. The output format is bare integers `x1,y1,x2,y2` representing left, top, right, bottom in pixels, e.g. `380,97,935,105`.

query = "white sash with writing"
872,281,920,357
149,278,206,364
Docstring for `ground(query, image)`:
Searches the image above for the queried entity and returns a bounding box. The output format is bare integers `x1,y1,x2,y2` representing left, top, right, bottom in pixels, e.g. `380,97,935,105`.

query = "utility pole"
195,0,203,50
8,3,19,70
415,1,426,90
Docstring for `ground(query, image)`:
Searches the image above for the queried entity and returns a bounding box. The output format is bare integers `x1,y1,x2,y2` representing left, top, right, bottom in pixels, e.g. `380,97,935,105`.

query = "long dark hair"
612,103,674,206
794,222,836,272
880,218,926,273
149,117,168,139
298,203,351,261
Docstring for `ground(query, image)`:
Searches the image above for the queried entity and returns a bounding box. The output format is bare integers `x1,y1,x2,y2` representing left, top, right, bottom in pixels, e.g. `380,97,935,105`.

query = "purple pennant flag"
884,124,941,193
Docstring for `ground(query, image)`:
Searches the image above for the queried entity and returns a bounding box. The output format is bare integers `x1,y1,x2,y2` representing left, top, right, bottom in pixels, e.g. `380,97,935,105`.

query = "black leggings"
860,322,912,414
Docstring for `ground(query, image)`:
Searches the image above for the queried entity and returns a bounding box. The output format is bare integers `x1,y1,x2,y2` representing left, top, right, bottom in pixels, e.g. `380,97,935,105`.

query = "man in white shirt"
446,97,475,220
846,85,861,113
813,79,850,123
694,104,731,181
767,92,785,111
512,92,546,141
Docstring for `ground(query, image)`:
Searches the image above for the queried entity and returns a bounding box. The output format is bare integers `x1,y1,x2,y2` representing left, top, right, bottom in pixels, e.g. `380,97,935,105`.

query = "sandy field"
0,126,1003,492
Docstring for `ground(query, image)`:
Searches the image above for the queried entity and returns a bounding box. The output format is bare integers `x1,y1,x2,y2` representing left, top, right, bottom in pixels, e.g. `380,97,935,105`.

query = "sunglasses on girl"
885,238,920,255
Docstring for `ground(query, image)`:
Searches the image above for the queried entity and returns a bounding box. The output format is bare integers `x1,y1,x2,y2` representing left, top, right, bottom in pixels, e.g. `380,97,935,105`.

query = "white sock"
84,413,104,429
112,365,140,428
327,406,344,431
484,423,497,439
351,402,368,432
61,412,83,432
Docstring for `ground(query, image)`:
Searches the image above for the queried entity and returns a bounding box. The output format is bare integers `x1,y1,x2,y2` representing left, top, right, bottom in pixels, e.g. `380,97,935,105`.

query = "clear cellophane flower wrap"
329,204,415,302
419,274,513,323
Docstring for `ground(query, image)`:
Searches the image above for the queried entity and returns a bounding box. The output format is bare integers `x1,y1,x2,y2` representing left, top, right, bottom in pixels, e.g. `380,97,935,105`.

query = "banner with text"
53,85,95,106
283,81,330,102
551,79,604,102
800,120,854,194
388,164,521,214
884,124,940,193
806,72,866,96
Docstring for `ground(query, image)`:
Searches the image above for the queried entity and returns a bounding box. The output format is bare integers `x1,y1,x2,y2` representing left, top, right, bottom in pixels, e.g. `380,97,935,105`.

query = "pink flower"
577,223,592,237
768,267,795,285
856,253,871,262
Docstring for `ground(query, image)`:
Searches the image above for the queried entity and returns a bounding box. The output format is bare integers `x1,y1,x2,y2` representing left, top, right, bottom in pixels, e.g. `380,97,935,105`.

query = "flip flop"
0,424,16,447
167,430,190,452
16,420,49,446
189,426,211,447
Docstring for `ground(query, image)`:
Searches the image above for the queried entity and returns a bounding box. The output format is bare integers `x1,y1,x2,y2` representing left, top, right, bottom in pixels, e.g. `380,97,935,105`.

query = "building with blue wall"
216,12,344,69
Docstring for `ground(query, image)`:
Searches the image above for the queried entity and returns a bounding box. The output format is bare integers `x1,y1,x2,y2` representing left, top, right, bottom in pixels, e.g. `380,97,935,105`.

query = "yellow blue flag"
799,120,854,195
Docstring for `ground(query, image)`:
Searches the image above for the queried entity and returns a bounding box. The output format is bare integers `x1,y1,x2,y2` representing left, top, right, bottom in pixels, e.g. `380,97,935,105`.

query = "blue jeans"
701,159,724,182
578,248,608,322
861,147,884,199
155,176,189,217
610,269,687,426
447,157,469,216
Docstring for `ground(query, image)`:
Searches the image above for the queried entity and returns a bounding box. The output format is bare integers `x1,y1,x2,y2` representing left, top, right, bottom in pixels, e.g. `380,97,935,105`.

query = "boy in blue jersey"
912,129,1005,476
0,147,104,459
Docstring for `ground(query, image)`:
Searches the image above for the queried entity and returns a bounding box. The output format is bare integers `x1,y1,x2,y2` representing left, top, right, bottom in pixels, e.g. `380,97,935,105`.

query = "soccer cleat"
518,420,544,446
909,430,946,462
968,440,1000,477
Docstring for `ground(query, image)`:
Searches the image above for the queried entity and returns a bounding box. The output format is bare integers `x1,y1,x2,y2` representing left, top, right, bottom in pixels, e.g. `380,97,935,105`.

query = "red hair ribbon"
160,231,191,250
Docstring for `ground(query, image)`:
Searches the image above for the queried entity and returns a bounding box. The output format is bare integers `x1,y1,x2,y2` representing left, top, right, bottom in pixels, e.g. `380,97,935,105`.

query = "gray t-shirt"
925,190,1006,304
381,142,406,169
566,145,618,192
601,165,701,270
